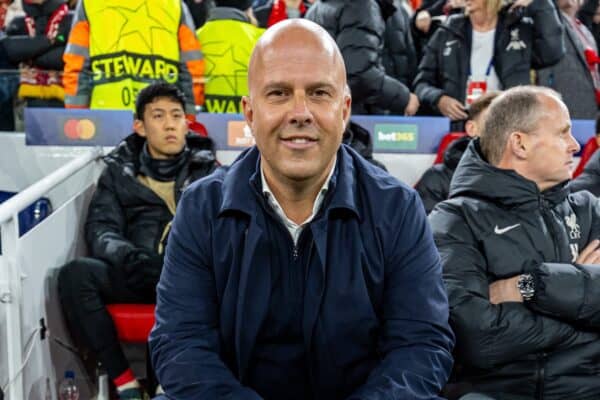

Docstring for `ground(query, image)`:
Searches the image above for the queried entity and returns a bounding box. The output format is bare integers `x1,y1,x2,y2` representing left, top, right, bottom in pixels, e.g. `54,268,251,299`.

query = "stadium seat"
433,132,467,164
573,137,599,178
106,304,156,343
106,304,157,391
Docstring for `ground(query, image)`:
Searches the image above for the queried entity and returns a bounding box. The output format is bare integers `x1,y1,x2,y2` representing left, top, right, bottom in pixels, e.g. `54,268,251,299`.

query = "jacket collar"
219,145,361,220
450,139,570,209
560,11,592,70
104,132,215,177
208,7,251,23
375,0,397,21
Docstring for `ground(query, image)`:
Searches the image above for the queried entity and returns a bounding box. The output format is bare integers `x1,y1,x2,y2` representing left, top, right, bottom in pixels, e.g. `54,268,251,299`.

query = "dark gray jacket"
382,0,417,91
537,12,598,120
570,149,600,196
430,140,600,399
305,0,411,114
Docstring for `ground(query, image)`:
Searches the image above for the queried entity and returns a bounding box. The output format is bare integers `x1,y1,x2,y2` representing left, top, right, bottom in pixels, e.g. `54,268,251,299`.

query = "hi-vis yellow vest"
197,19,263,114
84,0,182,110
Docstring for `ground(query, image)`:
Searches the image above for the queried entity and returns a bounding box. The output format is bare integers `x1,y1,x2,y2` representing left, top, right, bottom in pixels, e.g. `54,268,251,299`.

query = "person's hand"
124,255,164,293
415,10,432,33
489,275,522,304
437,95,468,120
509,0,533,11
404,93,420,116
576,239,600,265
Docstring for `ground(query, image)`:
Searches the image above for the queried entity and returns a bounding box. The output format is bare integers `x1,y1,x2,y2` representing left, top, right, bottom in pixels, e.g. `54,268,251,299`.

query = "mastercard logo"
64,119,96,140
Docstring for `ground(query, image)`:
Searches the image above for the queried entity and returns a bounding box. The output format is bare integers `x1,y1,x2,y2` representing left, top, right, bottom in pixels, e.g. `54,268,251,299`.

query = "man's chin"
161,145,186,155
279,167,322,183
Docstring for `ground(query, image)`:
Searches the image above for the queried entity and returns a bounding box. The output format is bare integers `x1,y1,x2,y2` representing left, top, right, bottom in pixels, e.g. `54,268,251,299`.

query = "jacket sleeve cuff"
529,263,585,319
380,75,411,113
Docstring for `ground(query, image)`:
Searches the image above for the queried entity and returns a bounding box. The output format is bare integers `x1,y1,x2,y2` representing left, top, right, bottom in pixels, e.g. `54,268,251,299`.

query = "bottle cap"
64,370,75,379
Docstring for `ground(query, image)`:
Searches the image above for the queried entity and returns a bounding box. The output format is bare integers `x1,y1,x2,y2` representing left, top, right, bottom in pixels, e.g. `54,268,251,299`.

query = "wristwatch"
517,273,535,301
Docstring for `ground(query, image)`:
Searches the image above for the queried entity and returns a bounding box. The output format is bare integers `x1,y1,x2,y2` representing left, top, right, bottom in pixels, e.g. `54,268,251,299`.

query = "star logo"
114,2,172,52
90,1,176,54
203,44,251,95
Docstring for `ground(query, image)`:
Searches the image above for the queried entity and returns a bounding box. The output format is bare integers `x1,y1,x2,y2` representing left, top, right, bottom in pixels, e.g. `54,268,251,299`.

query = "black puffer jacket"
410,0,463,61
570,149,600,197
429,140,600,400
305,0,412,114
382,0,417,90
2,0,72,70
85,133,218,267
414,0,564,115
415,135,469,214
342,120,387,171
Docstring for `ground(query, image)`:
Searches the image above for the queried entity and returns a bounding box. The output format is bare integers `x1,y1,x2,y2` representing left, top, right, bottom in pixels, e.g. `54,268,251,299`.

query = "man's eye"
314,89,330,97
153,114,164,119
267,89,286,97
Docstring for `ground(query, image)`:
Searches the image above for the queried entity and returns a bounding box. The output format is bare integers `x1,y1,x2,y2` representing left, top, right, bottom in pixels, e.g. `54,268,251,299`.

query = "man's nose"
569,132,581,153
289,93,313,126
164,115,177,129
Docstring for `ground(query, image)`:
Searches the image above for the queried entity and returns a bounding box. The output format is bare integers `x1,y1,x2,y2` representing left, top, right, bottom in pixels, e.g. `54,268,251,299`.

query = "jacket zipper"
540,198,560,260
536,352,547,400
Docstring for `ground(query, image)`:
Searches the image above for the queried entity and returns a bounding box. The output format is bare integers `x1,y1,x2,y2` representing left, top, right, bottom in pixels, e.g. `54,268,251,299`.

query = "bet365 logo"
374,124,418,150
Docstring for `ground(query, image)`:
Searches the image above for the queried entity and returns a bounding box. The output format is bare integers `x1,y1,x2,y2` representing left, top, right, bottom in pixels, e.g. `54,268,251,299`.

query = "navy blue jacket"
149,145,454,400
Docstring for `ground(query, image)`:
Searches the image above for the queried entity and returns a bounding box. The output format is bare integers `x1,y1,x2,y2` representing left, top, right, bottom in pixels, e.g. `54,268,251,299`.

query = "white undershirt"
470,29,501,91
261,158,336,246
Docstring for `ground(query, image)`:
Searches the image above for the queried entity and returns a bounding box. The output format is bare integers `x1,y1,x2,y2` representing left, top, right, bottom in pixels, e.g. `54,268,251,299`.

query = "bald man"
430,86,600,399
150,19,454,400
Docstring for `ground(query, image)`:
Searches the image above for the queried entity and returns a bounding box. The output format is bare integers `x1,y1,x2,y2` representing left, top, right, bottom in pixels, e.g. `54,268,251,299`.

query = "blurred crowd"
0,0,599,132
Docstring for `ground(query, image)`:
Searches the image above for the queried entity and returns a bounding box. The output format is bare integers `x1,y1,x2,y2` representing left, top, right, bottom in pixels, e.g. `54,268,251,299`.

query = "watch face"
518,274,535,300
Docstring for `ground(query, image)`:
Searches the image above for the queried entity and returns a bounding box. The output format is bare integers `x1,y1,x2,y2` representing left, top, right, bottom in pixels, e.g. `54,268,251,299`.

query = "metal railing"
0,147,102,400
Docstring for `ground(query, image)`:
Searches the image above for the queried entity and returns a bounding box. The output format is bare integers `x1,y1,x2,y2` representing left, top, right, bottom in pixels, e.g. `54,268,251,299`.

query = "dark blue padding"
0,191,52,254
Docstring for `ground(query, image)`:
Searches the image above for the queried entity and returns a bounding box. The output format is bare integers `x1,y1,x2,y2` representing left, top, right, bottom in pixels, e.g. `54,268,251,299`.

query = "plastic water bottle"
58,371,79,400
45,377,53,400
96,372,109,400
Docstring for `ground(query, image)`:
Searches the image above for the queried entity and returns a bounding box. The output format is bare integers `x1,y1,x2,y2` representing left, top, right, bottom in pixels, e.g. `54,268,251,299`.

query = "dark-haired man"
58,83,218,400
415,91,498,213
430,86,600,399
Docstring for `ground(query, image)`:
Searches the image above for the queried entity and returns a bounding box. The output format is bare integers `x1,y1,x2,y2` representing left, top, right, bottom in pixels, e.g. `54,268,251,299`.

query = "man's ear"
596,134,600,147
465,120,476,137
133,119,146,138
509,131,528,159
342,93,352,126
241,96,253,130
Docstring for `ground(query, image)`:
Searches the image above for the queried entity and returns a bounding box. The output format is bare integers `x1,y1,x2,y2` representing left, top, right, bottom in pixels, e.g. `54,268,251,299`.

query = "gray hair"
480,86,562,165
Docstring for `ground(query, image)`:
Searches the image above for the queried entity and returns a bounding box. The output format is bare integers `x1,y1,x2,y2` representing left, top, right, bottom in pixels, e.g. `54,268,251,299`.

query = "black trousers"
57,257,155,380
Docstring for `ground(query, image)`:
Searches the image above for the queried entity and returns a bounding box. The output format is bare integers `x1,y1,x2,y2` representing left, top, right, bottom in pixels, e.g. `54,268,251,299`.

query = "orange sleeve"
178,24,205,107
63,19,91,107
